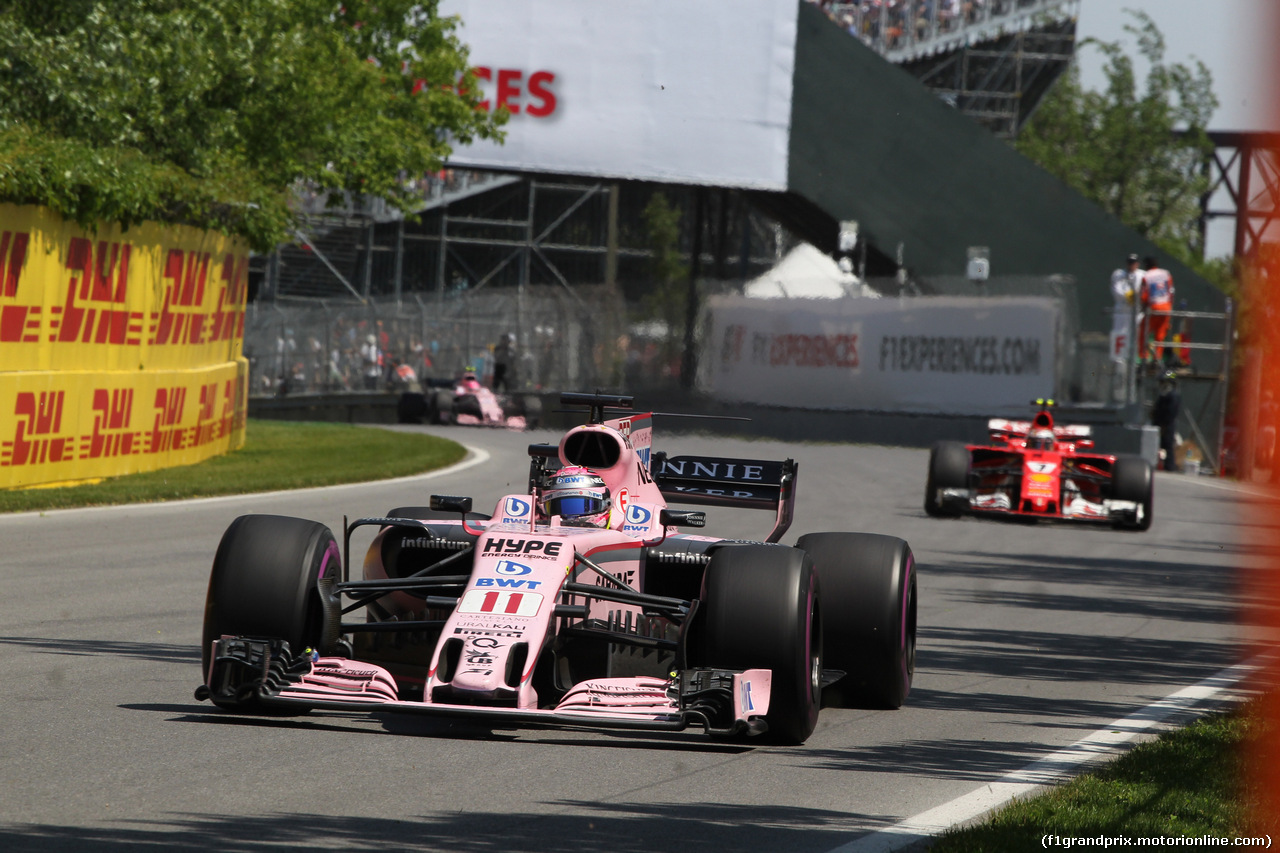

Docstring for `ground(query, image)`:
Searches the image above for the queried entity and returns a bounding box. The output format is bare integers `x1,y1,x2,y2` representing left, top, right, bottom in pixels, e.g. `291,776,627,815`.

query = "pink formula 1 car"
197,393,917,744
425,371,541,430
924,400,1154,530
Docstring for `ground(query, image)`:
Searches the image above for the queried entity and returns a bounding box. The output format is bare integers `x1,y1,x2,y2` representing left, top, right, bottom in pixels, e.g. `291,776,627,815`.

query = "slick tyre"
1110,456,1154,531
429,390,454,425
795,532,916,709
201,515,340,712
692,544,821,744
925,441,969,517
522,395,543,429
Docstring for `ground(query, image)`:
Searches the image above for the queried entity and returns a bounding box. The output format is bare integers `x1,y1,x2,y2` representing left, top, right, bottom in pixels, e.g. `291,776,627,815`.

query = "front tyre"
201,515,340,711
795,532,916,709
925,442,969,517
1110,456,1154,531
690,544,821,744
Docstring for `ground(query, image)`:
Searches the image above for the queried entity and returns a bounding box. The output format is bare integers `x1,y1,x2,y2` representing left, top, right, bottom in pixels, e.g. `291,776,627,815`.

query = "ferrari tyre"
201,515,340,712
691,544,821,744
1111,456,1154,531
795,533,916,709
925,441,969,517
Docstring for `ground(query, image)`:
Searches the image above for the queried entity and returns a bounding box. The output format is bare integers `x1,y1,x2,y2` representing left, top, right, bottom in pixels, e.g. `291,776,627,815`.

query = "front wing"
199,637,773,737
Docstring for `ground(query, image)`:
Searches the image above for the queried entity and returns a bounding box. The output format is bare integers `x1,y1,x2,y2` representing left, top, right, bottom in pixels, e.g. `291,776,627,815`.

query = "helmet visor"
541,493,608,518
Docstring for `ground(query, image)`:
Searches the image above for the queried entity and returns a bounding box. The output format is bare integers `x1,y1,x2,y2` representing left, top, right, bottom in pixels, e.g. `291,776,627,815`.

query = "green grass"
0,419,466,513
929,702,1263,851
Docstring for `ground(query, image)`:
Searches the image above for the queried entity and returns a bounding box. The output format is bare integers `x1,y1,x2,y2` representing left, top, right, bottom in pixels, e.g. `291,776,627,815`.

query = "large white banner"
439,0,798,189
701,295,1061,415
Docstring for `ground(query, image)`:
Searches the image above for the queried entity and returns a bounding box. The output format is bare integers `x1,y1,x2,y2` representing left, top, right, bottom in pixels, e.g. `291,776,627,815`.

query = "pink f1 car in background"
425,370,541,430
924,399,1155,530
197,393,917,744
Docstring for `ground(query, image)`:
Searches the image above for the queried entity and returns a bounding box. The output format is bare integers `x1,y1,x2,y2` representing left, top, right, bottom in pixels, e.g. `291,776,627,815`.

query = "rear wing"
988,418,1092,443
651,453,796,543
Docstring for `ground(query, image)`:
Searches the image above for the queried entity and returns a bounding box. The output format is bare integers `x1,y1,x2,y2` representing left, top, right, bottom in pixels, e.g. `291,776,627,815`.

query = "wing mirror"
430,494,473,514
660,509,706,528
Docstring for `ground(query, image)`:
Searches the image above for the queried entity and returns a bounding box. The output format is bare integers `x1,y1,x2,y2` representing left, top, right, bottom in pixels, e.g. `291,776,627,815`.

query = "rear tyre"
380,507,491,578
429,389,454,425
201,515,340,712
690,544,821,744
522,395,543,429
796,533,916,709
1110,456,1154,531
925,441,969,517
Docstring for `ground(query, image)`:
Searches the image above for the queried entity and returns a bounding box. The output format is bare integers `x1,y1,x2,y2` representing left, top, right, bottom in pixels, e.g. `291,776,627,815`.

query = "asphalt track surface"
0,423,1250,852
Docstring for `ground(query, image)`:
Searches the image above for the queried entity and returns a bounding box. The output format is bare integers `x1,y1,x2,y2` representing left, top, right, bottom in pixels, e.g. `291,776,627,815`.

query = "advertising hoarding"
440,0,799,189
701,295,1060,415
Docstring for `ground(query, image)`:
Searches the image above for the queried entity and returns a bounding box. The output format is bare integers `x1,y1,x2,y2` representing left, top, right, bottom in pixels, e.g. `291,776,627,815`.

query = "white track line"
1,445,491,519
824,656,1266,853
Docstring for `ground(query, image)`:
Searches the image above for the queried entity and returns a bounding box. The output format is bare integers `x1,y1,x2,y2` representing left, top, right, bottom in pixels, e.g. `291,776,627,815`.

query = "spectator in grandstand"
361,333,382,390
1141,256,1175,363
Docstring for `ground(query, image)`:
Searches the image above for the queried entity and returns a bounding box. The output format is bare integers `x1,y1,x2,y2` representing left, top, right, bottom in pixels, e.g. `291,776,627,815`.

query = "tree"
1016,10,1217,267
639,191,688,361
0,0,504,249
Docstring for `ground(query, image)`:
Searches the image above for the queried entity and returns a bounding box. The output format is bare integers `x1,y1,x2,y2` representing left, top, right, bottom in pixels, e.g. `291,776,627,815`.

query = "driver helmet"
539,466,611,528
460,366,481,391
1028,428,1056,451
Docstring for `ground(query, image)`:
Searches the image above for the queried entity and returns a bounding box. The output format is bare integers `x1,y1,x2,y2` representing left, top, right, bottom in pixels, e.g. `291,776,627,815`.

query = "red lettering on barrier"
147,387,187,453
0,231,29,297
86,388,139,460
768,334,860,369
1,391,69,467
155,250,213,345
54,239,136,344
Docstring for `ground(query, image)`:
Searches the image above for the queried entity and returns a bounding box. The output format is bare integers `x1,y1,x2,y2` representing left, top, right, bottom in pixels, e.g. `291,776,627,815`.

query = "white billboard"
701,295,1061,415
439,0,799,189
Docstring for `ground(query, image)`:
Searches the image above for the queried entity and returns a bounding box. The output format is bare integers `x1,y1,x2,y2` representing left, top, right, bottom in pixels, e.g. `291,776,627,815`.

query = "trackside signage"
439,0,798,189
0,203,249,489
701,295,1059,415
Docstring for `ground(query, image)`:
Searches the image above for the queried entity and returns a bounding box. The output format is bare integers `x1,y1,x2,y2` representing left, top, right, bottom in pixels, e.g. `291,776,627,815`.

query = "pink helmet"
539,466,611,528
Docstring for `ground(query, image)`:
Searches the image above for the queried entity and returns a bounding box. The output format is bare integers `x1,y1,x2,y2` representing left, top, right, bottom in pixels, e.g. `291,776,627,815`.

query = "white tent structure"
743,243,880,299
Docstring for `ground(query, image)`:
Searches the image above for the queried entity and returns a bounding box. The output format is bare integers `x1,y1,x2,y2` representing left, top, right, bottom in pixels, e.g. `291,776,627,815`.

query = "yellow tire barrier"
0,204,249,489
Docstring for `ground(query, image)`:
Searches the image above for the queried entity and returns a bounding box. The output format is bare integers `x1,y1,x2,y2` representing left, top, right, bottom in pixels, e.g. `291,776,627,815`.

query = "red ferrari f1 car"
924,400,1154,530
196,393,917,744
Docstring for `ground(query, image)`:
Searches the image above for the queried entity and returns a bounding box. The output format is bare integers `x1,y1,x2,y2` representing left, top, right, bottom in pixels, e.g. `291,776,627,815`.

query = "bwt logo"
625,505,651,526
494,560,532,576
503,497,531,518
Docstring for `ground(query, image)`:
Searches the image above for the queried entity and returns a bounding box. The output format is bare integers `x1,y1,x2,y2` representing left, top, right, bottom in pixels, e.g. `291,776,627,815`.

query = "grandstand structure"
820,0,1081,138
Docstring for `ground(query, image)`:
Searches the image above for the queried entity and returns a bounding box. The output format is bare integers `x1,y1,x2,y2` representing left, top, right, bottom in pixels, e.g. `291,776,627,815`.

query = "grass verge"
0,420,466,513
928,700,1267,851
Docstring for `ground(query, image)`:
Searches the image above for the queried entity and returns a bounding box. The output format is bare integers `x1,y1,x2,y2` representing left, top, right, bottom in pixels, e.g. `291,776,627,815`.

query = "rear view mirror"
429,495,473,514
660,509,706,528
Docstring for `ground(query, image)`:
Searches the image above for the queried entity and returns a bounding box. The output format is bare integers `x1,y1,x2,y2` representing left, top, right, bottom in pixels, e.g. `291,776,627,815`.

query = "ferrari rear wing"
988,418,1092,442
651,452,796,543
